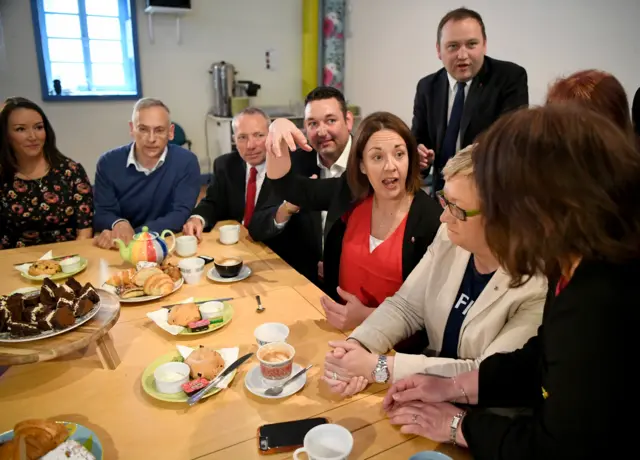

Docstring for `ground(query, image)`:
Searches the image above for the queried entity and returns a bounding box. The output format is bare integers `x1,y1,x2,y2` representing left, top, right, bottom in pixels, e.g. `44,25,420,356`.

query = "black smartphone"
258,417,328,454
198,255,215,265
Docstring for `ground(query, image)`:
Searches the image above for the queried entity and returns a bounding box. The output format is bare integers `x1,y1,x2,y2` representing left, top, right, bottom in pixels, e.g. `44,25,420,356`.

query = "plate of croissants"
103,260,183,303
0,418,102,459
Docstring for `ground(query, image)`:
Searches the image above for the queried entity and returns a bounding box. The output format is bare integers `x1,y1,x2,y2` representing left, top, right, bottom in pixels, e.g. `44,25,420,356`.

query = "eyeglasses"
436,190,481,221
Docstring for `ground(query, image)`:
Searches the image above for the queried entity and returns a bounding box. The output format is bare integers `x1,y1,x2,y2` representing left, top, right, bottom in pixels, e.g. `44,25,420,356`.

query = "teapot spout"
113,238,130,262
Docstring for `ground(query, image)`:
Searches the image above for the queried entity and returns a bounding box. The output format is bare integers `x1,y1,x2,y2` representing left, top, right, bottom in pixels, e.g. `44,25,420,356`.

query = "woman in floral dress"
0,97,93,249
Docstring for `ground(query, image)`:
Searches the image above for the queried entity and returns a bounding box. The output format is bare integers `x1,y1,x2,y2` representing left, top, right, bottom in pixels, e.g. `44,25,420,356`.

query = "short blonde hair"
443,144,474,180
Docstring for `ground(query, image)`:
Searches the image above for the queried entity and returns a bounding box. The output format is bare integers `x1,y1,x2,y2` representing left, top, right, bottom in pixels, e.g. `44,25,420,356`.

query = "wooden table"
0,223,472,459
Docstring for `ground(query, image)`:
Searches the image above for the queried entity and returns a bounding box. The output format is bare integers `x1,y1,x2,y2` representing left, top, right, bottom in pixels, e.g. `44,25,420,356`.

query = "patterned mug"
257,342,295,382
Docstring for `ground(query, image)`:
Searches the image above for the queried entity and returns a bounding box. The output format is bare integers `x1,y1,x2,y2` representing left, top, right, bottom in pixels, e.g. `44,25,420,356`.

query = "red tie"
244,167,258,225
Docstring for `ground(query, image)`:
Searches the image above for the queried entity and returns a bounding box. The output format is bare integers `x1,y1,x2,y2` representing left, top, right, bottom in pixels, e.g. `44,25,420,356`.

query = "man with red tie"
183,107,295,239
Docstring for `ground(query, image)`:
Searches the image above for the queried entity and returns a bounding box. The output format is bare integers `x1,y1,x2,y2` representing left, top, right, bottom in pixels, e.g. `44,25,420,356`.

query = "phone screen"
259,418,328,452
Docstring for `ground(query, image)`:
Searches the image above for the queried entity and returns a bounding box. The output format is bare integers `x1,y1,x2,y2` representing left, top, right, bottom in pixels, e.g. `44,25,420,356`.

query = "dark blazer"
633,87,640,138
411,56,528,193
192,152,271,233
269,170,442,301
249,149,324,285
462,259,634,459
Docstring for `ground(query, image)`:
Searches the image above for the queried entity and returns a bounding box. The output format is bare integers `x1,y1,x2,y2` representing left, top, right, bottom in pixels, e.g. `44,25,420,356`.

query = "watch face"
374,368,388,383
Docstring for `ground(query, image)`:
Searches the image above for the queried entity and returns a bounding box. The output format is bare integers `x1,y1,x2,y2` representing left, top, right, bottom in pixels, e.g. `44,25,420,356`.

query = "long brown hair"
346,111,421,200
546,69,635,144
473,104,640,287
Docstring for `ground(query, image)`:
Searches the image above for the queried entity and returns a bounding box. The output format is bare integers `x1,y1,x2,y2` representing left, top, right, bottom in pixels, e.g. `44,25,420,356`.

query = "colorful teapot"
114,226,176,266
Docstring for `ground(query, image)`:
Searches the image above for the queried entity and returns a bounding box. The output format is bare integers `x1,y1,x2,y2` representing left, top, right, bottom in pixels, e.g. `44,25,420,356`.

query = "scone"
185,347,225,380
167,302,201,326
132,267,164,287
143,273,174,296
28,260,61,276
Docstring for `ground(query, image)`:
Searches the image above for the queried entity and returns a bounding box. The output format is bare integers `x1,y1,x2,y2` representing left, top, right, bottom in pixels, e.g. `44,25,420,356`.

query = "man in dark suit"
412,7,528,195
248,87,356,286
182,107,288,239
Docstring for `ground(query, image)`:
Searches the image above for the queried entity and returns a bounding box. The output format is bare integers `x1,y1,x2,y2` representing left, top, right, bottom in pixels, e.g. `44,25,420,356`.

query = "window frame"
30,0,143,101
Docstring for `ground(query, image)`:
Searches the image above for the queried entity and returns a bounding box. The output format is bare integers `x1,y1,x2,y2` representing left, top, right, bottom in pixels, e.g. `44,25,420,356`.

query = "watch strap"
449,411,466,446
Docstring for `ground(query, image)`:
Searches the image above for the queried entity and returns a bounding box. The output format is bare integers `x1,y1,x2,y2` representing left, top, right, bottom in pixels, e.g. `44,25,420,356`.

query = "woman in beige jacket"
323,145,547,396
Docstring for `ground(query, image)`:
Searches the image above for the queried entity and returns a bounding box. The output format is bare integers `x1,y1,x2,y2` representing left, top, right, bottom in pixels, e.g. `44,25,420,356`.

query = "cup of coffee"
257,341,295,382
177,257,205,284
213,257,243,278
219,224,240,245
176,235,198,257
254,322,289,346
293,424,353,460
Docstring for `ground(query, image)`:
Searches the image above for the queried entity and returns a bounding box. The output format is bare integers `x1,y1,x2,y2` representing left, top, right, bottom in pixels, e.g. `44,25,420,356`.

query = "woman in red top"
266,112,441,331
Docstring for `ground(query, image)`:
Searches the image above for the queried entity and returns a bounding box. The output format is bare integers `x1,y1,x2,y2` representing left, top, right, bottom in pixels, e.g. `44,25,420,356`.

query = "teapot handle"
161,230,176,253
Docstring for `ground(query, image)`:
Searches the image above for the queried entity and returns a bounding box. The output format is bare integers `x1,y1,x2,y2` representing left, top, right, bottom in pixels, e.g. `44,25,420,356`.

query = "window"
30,0,142,100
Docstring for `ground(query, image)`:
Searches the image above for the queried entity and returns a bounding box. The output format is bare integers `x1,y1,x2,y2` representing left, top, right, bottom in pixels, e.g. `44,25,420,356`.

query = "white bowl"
199,301,224,320
153,362,190,394
60,256,82,273
254,322,290,346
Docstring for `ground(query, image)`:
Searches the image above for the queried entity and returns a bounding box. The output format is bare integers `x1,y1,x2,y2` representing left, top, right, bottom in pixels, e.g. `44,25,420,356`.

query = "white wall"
344,0,640,124
0,0,302,180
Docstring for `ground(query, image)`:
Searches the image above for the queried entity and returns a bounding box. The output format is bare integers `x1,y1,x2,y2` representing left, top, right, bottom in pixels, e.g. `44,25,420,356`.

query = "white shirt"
127,144,168,176
193,161,266,228
317,136,351,244
446,73,472,152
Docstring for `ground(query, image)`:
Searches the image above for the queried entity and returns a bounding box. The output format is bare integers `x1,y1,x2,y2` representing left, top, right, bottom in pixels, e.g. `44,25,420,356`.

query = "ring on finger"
332,371,338,380
412,414,418,423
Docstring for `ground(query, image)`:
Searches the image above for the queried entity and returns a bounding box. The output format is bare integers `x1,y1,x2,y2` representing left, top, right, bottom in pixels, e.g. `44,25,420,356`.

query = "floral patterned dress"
0,157,94,249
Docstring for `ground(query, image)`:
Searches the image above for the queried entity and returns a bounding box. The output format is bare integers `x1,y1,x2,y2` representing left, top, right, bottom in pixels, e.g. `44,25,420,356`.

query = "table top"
0,223,471,459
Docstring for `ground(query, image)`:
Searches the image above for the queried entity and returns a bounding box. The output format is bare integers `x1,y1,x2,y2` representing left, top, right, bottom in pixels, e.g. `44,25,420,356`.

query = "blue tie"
435,81,466,192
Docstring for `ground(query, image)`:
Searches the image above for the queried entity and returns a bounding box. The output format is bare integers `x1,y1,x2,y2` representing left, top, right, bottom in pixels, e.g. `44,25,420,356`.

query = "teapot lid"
133,226,158,241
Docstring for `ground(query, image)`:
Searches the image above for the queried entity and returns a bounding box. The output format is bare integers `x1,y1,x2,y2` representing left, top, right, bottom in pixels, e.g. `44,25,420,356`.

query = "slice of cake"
50,305,75,329
73,299,95,317
41,278,58,306
41,439,96,460
38,310,56,331
7,320,40,336
23,293,40,308
65,277,83,296
6,294,24,322
55,283,76,302
29,303,52,324
0,306,10,333
78,283,100,304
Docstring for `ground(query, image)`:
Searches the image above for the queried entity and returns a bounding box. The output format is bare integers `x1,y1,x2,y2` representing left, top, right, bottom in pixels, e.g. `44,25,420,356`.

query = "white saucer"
207,265,252,283
244,363,306,399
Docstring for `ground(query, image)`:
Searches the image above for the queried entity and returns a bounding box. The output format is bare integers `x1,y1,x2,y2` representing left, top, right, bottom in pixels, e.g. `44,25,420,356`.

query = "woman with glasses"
321,144,547,396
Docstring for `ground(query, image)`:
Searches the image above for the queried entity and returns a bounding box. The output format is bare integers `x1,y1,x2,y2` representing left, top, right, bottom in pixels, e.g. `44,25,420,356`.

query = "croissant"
105,268,136,287
143,273,174,296
12,419,68,459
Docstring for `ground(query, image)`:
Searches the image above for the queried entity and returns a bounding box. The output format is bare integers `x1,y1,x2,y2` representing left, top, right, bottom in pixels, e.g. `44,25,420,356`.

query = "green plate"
20,257,88,282
178,302,234,335
141,350,237,403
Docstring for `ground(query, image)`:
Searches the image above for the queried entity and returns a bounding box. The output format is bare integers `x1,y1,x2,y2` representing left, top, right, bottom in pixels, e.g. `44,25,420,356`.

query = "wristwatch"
450,411,466,446
371,355,390,383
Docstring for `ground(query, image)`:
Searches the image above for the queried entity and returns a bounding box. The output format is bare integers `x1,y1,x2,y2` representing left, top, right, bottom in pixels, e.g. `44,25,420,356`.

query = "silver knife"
13,254,79,266
187,352,254,406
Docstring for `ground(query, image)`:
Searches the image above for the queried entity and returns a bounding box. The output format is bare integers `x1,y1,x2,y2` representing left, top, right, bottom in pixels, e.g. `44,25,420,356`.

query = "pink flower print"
79,204,90,214
77,183,91,194
44,192,59,204
46,215,60,224
40,203,50,211
54,185,61,192
11,203,24,214
13,180,27,193
324,17,335,37
8,190,17,199
74,193,83,202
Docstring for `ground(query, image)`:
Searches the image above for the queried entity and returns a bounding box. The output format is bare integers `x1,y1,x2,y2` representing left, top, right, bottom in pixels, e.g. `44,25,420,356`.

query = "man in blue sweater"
93,98,200,248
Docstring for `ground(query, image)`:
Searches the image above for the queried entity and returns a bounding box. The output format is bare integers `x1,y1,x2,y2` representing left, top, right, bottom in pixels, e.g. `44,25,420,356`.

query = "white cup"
254,322,290,346
219,224,240,245
176,235,198,257
293,424,353,460
178,257,204,284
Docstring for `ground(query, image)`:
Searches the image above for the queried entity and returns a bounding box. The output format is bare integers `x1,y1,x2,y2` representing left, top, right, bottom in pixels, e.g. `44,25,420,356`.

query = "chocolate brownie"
51,305,75,329
41,278,58,306
55,284,76,302
65,277,83,296
6,294,24,322
73,299,95,317
7,320,40,336
78,283,100,304
0,306,10,333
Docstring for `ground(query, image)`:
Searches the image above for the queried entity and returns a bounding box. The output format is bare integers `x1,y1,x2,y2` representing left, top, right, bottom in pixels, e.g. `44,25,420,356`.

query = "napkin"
146,297,194,335
14,250,54,275
176,345,240,389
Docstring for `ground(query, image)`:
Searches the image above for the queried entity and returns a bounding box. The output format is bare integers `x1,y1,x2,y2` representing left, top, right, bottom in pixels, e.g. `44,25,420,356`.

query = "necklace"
17,166,50,190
